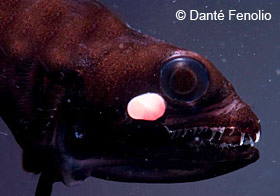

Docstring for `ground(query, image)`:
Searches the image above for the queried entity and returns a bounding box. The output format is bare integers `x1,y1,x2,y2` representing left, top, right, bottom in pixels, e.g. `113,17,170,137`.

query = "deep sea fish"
0,0,261,196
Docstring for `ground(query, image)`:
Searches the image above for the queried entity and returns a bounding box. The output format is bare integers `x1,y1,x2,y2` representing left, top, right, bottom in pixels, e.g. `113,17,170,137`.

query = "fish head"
45,40,260,184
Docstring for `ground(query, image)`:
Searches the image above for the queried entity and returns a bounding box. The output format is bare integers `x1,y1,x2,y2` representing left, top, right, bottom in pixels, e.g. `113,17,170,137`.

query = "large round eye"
160,57,209,102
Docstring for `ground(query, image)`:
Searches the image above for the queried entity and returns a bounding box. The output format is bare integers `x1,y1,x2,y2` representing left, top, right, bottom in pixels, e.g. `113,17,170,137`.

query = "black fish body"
0,0,261,195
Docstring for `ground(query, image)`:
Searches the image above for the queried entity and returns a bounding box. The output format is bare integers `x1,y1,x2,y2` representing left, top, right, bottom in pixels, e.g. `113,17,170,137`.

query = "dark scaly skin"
0,1,261,196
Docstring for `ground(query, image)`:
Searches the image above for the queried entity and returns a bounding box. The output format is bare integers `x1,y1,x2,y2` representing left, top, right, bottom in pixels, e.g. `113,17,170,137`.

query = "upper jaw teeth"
240,133,245,146
167,126,260,147
255,131,261,143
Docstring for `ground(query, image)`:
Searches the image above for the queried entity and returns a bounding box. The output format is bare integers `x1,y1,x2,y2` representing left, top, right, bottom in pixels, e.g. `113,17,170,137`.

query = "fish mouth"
84,123,260,183
59,120,260,184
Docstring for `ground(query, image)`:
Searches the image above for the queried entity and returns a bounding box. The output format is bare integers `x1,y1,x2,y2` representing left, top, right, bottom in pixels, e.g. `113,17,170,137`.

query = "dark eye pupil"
160,57,209,102
169,68,197,95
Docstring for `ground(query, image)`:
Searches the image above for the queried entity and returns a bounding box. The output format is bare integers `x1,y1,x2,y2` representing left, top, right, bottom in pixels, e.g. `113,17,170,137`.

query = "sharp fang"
163,125,172,134
229,128,235,136
182,129,188,137
218,128,225,140
209,131,216,142
240,133,245,146
218,132,223,140
249,136,255,147
255,131,261,143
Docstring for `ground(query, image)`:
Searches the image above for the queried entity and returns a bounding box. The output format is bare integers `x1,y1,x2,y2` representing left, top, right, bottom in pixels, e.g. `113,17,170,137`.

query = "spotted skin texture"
0,1,261,196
